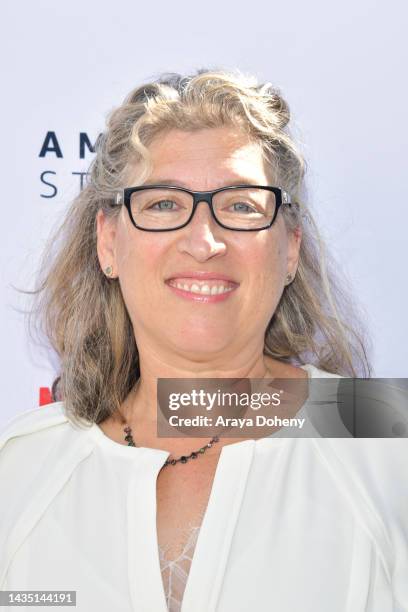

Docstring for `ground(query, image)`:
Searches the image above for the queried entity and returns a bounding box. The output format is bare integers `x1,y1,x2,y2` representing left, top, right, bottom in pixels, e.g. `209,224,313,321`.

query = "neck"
115,341,303,457
118,341,292,438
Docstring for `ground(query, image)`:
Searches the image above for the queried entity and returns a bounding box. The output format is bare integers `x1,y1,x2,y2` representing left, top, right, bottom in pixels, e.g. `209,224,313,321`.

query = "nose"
176,201,227,262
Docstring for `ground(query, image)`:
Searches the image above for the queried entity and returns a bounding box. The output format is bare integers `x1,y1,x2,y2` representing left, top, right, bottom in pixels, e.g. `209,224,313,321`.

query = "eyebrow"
141,178,265,189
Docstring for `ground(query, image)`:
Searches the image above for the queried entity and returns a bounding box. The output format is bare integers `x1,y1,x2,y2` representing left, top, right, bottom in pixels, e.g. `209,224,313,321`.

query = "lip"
165,281,238,303
165,271,238,283
164,272,239,303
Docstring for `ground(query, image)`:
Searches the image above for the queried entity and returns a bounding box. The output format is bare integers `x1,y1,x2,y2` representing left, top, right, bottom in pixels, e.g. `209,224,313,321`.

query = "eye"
148,199,178,211
229,201,260,214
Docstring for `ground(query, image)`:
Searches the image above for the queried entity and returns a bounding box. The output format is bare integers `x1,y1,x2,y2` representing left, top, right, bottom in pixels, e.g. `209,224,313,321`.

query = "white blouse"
0,363,407,611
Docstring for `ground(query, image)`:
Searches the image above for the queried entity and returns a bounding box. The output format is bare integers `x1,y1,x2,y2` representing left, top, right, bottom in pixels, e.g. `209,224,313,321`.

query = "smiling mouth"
166,278,237,296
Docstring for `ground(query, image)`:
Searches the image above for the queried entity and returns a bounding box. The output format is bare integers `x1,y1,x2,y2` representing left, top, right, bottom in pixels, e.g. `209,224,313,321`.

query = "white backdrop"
2,0,407,427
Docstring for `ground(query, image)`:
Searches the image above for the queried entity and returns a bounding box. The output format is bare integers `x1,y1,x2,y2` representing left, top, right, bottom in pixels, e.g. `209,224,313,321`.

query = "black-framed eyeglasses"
113,184,293,231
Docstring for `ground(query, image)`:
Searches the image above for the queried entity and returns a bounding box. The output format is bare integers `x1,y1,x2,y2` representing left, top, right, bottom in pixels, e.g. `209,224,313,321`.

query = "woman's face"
96,127,301,360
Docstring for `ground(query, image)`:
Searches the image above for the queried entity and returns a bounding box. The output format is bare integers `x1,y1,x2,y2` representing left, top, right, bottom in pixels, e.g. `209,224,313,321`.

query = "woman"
1,69,406,611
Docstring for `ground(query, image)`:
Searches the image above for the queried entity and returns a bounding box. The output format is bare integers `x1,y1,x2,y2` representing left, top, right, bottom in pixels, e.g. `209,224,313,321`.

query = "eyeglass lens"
129,188,276,230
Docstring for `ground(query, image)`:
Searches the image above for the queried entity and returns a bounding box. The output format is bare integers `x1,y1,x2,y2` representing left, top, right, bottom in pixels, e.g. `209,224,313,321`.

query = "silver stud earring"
104,265,114,277
285,273,293,286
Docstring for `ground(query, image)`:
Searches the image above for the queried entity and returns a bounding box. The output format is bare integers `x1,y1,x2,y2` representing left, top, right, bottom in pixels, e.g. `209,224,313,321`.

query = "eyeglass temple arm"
282,190,291,205
114,192,124,206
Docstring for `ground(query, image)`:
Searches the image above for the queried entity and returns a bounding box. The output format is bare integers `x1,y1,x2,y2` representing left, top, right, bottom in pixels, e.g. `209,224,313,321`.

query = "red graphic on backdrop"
39,387,52,406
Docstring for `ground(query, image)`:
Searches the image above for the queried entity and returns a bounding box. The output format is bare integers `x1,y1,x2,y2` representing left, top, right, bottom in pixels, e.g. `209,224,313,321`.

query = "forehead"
131,127,270,189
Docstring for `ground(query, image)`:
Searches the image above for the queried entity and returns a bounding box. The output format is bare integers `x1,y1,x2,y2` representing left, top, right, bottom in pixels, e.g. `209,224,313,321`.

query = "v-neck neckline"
89,363,313,611
126,437,285,612
90,424,287,611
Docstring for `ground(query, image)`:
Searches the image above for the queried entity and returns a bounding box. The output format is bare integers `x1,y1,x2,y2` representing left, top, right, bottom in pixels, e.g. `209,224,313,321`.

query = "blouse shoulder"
311,436,408,606
0,402,95,480
301,363,344,378
301,363,408,604
0,401,94,496
0,403,96,588
0,402,69,453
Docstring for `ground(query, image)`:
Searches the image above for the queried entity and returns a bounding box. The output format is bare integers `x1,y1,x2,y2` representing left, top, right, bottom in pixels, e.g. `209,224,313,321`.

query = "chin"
168,327,235,358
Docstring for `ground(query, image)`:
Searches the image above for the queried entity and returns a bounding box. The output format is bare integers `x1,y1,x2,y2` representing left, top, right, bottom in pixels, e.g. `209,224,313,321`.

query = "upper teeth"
169,280,234,295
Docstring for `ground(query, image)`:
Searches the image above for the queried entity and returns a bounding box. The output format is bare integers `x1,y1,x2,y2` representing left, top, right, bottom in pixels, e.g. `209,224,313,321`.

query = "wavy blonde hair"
23,68,372,425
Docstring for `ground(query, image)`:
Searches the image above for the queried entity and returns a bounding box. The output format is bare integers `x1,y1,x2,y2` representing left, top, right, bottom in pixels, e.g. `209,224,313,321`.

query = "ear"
96,209,118,276
286,226,302,276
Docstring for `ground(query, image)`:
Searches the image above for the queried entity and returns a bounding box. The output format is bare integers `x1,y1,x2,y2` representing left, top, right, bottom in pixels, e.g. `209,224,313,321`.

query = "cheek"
116,228,163,281
239,240,287,323
244,235,286,283
115,239,162,317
